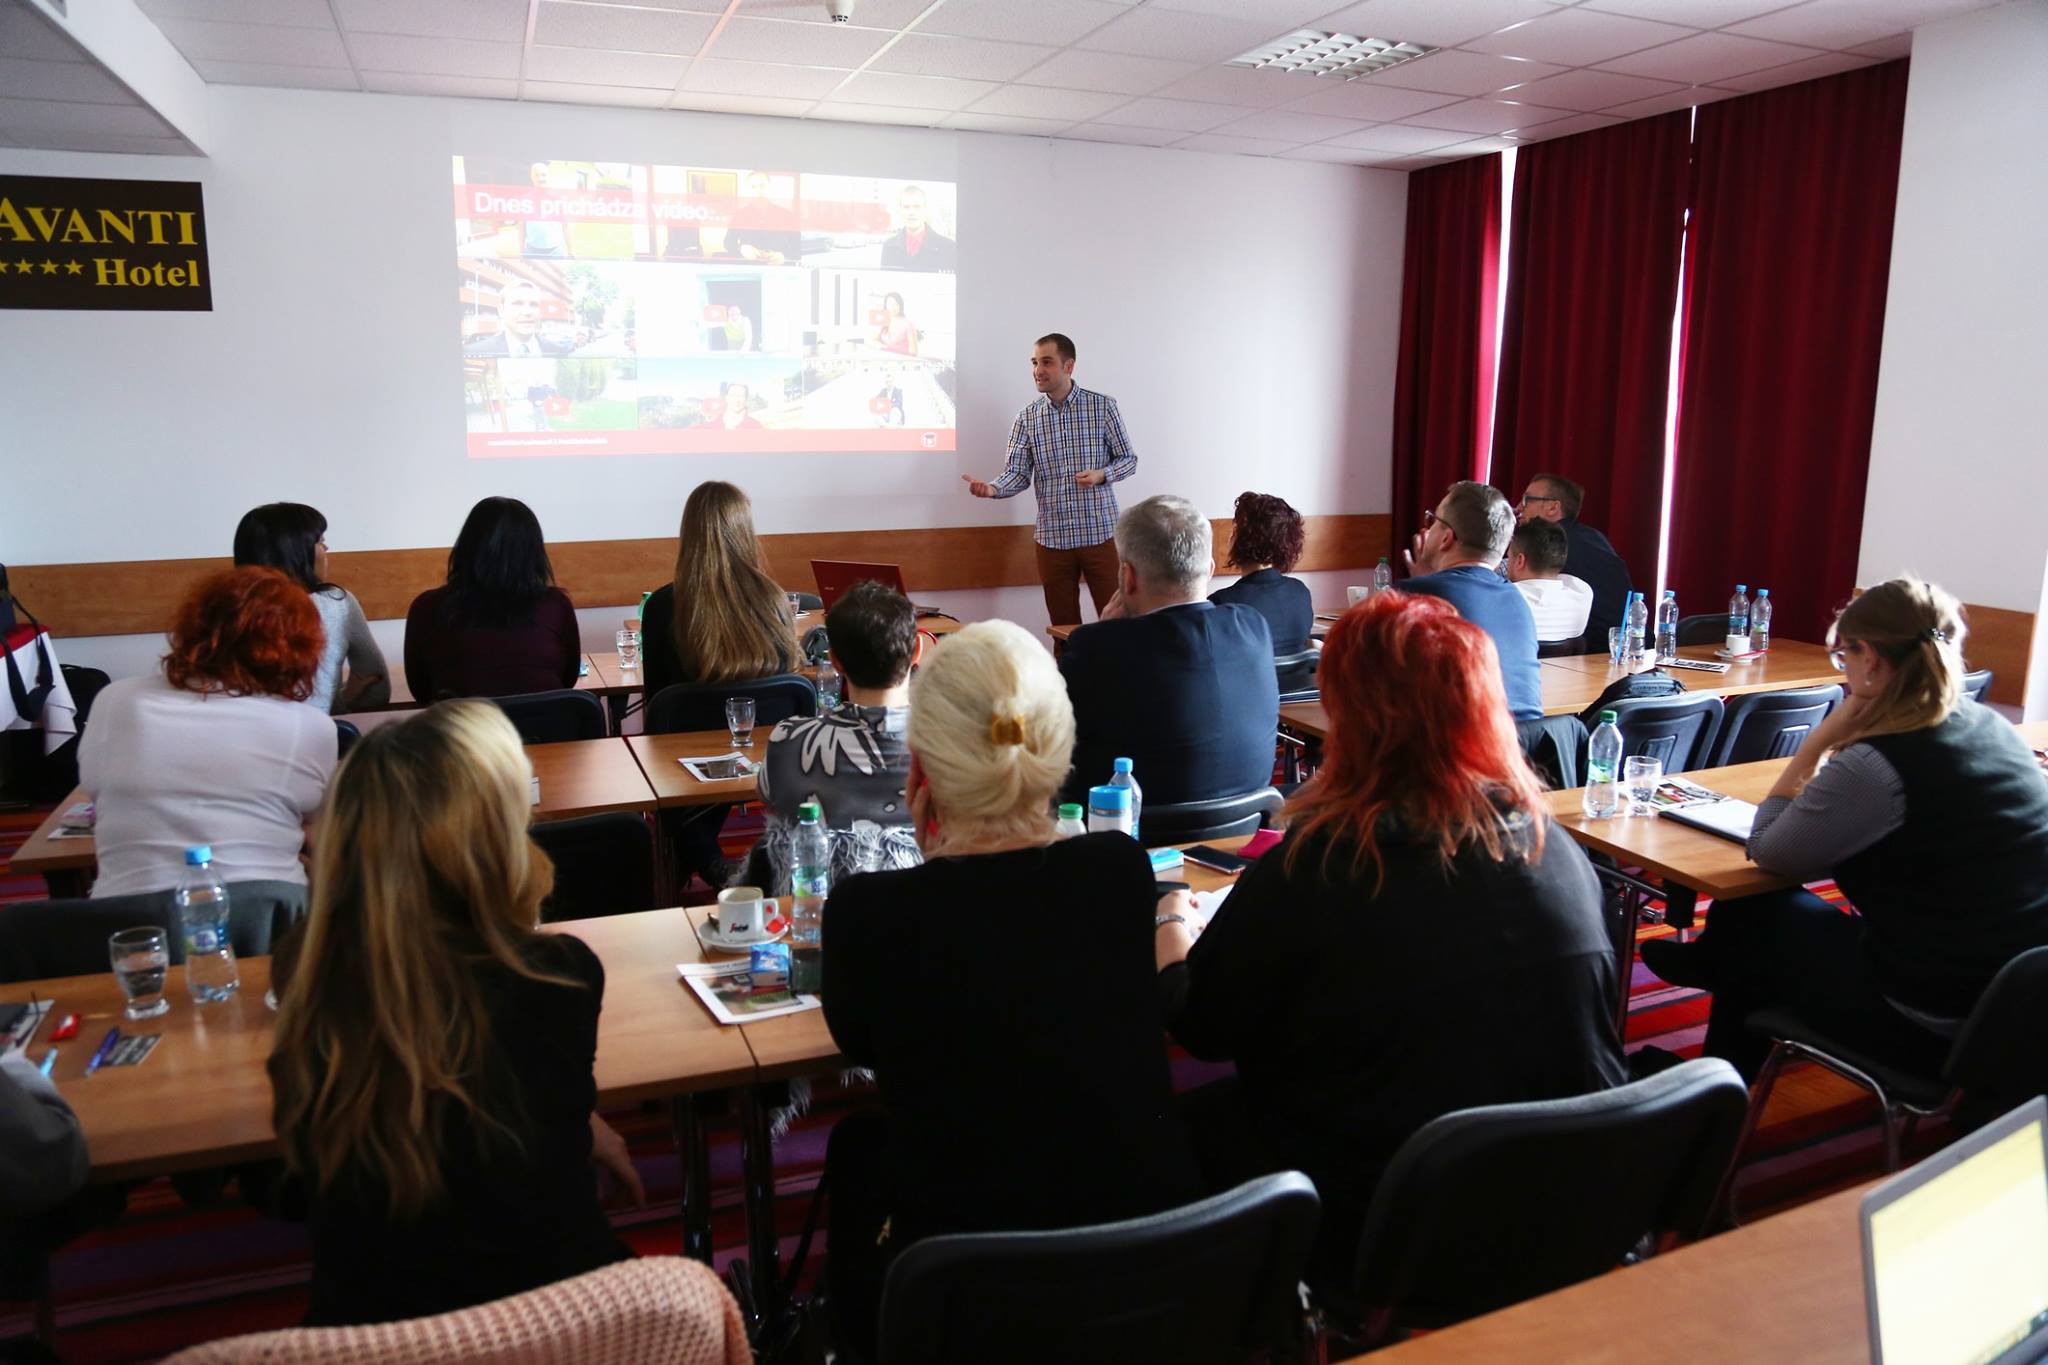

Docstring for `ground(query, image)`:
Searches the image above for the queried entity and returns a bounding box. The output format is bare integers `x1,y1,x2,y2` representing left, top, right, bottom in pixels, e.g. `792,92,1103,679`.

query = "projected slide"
453,158,957,459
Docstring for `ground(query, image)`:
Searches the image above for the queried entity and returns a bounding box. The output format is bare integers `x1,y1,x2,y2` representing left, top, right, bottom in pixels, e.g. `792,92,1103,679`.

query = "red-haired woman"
1156,590,1625,1272
81,566,338,898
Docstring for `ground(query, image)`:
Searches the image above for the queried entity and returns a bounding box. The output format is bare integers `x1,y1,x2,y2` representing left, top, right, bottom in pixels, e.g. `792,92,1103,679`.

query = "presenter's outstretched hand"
961,474,995,498
1074,468,1107,488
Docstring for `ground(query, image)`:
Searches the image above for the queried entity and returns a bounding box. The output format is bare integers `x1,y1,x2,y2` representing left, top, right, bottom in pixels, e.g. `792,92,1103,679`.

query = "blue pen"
84,1028,119,1077
38,1048,56,1077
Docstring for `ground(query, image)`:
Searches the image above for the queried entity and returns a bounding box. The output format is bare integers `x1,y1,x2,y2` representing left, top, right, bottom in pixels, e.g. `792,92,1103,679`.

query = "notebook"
1658,797,1760,844
1861,1096,2048,1365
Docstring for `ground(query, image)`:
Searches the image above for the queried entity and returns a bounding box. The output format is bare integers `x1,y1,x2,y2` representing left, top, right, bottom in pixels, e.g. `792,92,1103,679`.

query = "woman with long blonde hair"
816,621,1202,1361
640,480,795,696
269,701,639,1325
1642,578,2048,1079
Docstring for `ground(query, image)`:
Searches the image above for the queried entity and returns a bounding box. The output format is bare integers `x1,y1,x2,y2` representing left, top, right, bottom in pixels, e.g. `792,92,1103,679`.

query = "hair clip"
988,715,1027,747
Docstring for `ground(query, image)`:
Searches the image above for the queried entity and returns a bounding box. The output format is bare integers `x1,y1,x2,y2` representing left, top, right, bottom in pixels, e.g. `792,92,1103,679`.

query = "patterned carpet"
0,810,1918,1361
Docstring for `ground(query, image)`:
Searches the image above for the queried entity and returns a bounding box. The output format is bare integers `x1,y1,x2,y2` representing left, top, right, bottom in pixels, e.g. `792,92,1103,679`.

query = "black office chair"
1140,787,1284,848
1705,685,1841,766
531,813,656,922
876,1172,1320,1365
1537,635,1587,659
0,885,306,984
1962,668,1994,702
1323,1058,1748,1347
1732,946,2048,1189
492,688,608,744
333,717,361,759
646,675,818,735
1517,713,1588,790
1675,613,1725,647
1273,647,1319,697
1607,693,1724,772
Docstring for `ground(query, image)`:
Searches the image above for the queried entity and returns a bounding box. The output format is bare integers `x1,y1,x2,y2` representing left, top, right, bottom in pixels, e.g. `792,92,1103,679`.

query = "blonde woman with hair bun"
815,620,1203,1361
269,701,640,1325
1641,578,2048,1083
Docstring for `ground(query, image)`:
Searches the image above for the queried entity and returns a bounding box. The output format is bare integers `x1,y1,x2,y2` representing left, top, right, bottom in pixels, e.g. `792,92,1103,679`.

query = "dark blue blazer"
1402,566,1544,723
1210,569,1314,655
1562,519,1633,648
1059,601,1278,809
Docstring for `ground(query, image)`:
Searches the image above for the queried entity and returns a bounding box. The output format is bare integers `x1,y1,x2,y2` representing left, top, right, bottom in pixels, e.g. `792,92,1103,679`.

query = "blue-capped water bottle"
1726,585,1752,654
1752,588,1772,653
1109,757,1142,843
174,845,240,1003
1087,784,1133,837
1655,589,1679,661
1625,592,1649,666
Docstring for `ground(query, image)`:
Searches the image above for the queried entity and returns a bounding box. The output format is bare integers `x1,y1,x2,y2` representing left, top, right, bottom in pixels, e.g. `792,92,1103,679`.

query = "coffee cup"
715,886,778,942
1346,585,1368,607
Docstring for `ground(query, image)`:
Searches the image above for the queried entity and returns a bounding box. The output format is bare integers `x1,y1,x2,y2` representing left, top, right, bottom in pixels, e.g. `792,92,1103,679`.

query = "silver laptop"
1861,1096,2048,1365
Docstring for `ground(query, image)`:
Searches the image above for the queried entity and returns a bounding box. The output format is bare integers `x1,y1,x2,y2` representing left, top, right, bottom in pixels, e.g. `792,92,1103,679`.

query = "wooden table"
1366,1182,1871,1362
626,730,764,809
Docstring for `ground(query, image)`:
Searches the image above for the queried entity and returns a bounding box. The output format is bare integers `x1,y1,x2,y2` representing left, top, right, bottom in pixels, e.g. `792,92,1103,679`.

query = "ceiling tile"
939,111,1073,134
706,17,894,65
0,56,133,103
1849,33,1913,59
911,0,1129,47
363,71,519,97
0,96,176,137
806,101,943,126
522,80,673,105
678,58,850,99
966,83,1128,119
1145,0,1345,25
152,18,352,66
189,59,362,88
1149,65,1319,107
1597,31,1823,84
337,0,527,42
832,71,998,110
1323,121,1469,152
139,0,335,26
531,3,715,55
1430,135,1518,156
1465,8,1699,64
1499,67,1684,112
347,32,523,76
1215,108,1372,142
1012,48,1197,95
1510,110,1624,140
1596,83,1738,119
1280,143,1411,165
1172,132,1299,156
564,0,729,10
1073,7,1286,62
668,92,817,116
1364,49,1566,96
1728,0,1990,50
524,44,688,86
1314,0,1566,48
1277,80,1461,120
1577,0,1801,24
1716,49,1876,90
1102,96,1250,131
1059,123,1189,146
737,0,932,25
1413,96,1573,133
867,34,1059,82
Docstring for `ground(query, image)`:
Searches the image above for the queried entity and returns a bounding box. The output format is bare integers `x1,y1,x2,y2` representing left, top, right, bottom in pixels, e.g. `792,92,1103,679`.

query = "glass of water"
726,696,757,749
1609,627,1626,668
615,625,640,672
109,926,171,1020
1624,755,1664,817
786,592,803,621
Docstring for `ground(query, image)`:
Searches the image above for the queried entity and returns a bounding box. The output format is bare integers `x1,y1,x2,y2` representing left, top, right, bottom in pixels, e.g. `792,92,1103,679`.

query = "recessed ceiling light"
1227,30,1434,81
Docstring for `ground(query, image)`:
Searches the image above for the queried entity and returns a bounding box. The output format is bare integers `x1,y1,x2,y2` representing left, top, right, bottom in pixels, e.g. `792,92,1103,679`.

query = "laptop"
1659,797,1760,844
809,560,945,616
1861,1096,2048,1365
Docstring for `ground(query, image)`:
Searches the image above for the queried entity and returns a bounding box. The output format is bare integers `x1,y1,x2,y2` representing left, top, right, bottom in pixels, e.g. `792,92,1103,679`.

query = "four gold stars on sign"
0,260,85,276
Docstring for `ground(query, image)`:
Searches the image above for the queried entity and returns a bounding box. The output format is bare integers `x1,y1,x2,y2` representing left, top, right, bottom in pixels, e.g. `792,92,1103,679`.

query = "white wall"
1857,0,2048,714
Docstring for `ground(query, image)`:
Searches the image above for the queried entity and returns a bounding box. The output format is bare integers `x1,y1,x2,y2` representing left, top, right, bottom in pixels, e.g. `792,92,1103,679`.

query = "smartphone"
1183,845,1252,875
1154,880,1191,895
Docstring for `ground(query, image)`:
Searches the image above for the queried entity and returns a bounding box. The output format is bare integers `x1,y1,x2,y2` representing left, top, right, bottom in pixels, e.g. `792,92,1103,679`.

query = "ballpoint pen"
84,1028,120,1077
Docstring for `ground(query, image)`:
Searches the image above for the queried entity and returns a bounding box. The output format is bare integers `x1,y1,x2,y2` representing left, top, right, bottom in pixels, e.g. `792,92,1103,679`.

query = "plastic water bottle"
1371,557,1393,595
1109,757,1142,843
1583,712,1624,819
1655,590,1679,661
1752,589,1772,653
174,846,240,1003
1726,585,1752,654
1087,784,1133,837
1625,592,1649,666
815,657,841,709
1054,803,1088,839
790,801,829,948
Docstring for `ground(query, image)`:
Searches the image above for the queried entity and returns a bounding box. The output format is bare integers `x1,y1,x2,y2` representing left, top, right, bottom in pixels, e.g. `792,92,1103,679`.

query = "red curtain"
1490,112,1690,584
1667,61,1910,642
1389,154,1500,556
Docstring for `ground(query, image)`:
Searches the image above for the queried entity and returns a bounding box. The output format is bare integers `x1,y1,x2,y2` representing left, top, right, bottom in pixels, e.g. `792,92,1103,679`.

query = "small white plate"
698,922,788,953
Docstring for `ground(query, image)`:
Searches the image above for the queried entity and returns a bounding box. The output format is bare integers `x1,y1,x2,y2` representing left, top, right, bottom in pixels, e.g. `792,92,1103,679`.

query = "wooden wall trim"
11,514,1393,639
1962,602,2035,708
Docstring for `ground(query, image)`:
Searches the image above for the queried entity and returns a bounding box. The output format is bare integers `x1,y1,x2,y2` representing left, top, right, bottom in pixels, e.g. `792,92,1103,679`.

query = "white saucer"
698,923,788,953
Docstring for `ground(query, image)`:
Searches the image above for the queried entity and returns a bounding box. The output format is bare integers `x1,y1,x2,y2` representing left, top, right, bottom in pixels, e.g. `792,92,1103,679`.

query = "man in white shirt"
1505,518,1595,646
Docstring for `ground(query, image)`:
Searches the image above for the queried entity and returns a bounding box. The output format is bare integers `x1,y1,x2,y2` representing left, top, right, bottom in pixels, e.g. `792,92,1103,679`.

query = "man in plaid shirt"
963,333,1139,625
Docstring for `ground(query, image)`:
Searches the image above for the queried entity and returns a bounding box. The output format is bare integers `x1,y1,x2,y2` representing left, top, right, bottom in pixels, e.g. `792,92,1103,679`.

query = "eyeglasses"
1828,640,1864,671
1421,508,1443,530
1518,495,1561,509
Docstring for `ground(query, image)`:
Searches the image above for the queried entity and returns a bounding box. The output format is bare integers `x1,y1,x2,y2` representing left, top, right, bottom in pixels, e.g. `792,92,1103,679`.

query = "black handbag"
0,565,55,724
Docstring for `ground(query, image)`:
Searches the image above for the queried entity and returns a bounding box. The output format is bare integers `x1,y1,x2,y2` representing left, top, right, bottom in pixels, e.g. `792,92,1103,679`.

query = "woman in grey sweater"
233,503,389,712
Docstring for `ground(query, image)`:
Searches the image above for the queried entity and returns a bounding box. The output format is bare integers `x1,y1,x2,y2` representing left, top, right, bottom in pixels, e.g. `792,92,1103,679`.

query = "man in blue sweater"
1403,481,1543,721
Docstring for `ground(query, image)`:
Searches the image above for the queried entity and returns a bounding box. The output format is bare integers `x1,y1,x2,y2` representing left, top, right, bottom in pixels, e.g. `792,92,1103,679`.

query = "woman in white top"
233,503,389,713
81,567,338,898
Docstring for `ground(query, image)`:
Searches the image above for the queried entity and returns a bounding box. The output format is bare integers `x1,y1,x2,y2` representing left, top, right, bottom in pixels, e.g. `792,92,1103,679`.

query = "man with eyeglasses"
1404,481,1542,722
1517,474,1634,654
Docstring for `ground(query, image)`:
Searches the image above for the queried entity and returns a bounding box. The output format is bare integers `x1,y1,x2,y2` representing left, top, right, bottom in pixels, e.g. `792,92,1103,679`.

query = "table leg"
740,1081,788,1330
1663,884,1700,933
42,870,88,899
670,1092,717,1263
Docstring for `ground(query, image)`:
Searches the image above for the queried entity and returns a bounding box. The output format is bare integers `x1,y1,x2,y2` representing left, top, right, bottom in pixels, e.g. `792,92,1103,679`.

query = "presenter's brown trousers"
1035,537,1120,627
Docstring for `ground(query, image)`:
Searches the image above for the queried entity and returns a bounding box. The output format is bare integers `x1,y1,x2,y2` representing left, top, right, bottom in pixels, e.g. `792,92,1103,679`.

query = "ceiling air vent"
1227,30,1433,80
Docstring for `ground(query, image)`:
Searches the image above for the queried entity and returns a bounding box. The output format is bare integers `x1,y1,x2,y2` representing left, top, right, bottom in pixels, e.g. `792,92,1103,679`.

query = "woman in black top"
821,620,1202,1361
268,702,639,1325
403,497,581,701
641,481,796,698
1209,491,1315,669
1157,591,1625,1275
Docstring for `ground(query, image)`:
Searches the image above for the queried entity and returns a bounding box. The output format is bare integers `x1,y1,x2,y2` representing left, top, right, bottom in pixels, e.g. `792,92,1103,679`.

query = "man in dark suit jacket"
1518,473,1632,649
879,184,956,272
1059,494,1278,811
464,280,569,358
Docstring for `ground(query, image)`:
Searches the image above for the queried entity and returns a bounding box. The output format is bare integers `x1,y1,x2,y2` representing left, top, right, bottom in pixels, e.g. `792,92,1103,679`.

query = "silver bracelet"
1154,913,1188,930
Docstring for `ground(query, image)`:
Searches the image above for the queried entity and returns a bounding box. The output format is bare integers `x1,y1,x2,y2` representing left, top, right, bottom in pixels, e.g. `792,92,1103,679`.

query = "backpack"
1579,668,1685,730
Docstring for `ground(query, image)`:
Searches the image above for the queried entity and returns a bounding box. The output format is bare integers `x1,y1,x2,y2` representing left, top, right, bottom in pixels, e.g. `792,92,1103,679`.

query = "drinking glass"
1624,755,1664,817
109,927,171,1020
615,627,640,671
1608,627,1625,668
786,593,804,621
726,696,757,749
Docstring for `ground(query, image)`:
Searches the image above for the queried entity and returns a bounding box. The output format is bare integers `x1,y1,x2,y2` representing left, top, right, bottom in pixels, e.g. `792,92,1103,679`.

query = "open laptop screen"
1863,1098,2048,1365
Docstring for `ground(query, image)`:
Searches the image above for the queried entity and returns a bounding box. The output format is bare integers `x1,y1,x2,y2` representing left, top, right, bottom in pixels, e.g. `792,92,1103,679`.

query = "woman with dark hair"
80,566,338,898
402,497,581,701
873,291,917,356
1156,591,1624,1273
233,502,389,713
1210,491,1314,658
